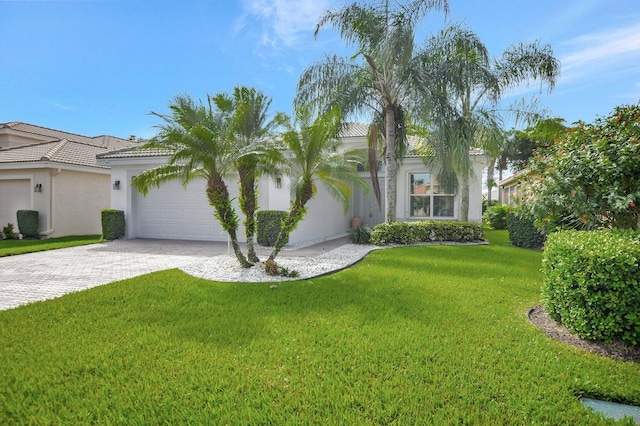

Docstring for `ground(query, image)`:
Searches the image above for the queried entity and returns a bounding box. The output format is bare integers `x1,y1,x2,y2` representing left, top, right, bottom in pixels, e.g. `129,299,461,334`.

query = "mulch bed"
527,305,640,363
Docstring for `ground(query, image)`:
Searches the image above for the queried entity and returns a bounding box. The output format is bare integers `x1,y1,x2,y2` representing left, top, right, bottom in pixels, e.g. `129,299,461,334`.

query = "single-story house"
498,173,521,206
96,123,488,245
0,122,137,238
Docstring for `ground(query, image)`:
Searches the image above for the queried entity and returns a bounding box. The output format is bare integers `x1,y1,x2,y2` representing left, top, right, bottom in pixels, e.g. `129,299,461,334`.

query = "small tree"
521,103,640,231
268,105,366,261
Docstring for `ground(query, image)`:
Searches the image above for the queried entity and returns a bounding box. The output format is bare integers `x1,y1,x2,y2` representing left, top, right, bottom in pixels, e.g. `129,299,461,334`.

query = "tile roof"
340,122,370,138
96,146,174,159
0,121,136,151
0,140,116,169
95,122,485,160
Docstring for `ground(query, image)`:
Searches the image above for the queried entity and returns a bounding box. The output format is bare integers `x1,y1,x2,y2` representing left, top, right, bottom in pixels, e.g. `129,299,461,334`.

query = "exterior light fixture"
113,180,121,190
275,177,282,189
34,183,42,192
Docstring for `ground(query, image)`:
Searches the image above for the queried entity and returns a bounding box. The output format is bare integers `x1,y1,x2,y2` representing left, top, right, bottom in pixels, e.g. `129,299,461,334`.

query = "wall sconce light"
113,180,121,190
275,177,282,189
34,183,42,192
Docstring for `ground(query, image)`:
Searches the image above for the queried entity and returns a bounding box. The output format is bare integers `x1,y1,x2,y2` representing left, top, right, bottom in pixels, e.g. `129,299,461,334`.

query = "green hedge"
483,204,510,230
507,209,546,249
370,221,483,245
256,210,287,247
541,230,640,346
101,210,125,240
16,210,39,238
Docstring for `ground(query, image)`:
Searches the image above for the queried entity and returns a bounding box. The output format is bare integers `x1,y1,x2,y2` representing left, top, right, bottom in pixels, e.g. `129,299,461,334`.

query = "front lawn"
0,235,102,257
0,230,638,424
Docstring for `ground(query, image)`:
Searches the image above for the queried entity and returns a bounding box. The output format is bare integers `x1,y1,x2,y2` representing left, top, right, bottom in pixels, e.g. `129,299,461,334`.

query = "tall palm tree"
214,86,282,263
419,25,559,220
268,105,366,261
296,0,449,223
132,94,253,268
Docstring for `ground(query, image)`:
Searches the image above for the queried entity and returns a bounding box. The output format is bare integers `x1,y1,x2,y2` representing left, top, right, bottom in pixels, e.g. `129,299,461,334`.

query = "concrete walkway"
0,237,349,311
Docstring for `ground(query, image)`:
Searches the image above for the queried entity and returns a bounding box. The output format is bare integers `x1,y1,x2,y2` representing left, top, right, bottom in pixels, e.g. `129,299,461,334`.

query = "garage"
132,178,227,241
0,179,31,230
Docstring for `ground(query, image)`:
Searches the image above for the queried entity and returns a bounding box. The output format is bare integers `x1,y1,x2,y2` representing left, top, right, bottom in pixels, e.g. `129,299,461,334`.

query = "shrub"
507,209,546,249
256,210,287,247
522,103,640,231
101,210,125,240
349,226,371,244
541,230,640,346
370,221,483,246
264,259,279,276
482,198,498,214
484,204,510,230
264,259,299,278
2,223,17,240
17,210,39,238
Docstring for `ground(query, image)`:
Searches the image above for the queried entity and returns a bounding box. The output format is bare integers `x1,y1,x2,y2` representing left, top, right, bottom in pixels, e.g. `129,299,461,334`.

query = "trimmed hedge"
17,210,39,238
507,209,546,249
541,230,640,346
370,220,483,246
483,204,510,230
101,209,125,240
256,210,287,247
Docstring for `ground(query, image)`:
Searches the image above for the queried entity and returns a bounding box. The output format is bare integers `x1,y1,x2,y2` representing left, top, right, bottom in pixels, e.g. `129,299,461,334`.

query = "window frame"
408,172,456,219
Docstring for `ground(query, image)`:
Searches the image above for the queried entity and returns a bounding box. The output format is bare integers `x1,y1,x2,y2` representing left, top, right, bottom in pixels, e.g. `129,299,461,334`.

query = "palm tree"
214,86,282,263
132,94,253,268
419,25,559,221
268,105,366,261
296,0,449,223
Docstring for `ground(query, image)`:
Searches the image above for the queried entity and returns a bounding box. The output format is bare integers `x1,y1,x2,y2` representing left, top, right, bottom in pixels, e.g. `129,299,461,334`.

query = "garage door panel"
133,179,226,241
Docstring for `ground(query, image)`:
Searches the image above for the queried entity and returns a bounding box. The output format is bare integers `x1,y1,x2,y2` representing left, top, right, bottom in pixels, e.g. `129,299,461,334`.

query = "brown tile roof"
0,121,136,151
0,140,116,169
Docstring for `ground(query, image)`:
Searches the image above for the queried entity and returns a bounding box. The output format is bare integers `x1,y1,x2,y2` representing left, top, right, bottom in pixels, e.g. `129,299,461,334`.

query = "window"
410,173,455,218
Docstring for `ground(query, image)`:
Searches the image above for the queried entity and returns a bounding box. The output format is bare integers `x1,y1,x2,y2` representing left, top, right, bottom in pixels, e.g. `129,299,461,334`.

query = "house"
0,122,137,238
498,173,521,206
96,123,488,245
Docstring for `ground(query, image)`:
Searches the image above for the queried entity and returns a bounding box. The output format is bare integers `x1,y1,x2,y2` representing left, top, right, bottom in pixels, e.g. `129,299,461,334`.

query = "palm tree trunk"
459,177,470,222
486,157,496,204
268,182,313,261
384,105,397,223
238,165,260,263
207,177,252,268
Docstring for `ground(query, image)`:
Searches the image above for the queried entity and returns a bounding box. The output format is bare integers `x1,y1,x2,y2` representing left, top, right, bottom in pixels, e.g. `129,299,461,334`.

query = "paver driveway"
0,237,348,311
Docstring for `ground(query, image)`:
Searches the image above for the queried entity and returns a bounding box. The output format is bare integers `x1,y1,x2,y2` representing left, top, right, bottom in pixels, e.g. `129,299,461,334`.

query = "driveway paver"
0,237,348,311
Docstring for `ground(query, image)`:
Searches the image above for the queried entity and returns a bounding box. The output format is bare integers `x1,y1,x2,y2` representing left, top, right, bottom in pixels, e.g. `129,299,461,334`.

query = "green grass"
0,235,102,257
1,229,638,424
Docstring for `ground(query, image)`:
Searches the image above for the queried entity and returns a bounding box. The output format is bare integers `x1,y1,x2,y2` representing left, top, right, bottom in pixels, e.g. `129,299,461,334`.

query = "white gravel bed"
180,244,380,282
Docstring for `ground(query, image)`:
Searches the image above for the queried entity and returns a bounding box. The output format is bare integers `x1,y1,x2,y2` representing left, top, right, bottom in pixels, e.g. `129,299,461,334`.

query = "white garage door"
0,179,31,229
133,179,226,241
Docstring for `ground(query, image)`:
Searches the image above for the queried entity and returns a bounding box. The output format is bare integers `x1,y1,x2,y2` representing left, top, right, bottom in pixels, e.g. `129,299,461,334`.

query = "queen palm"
132,94,252,268
296,0,449,223
268,105,366,261
419,25,559,220
214,86,281,263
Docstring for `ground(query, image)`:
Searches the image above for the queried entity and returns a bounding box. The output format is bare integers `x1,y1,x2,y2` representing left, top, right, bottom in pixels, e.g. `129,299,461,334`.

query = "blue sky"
2,0,639,140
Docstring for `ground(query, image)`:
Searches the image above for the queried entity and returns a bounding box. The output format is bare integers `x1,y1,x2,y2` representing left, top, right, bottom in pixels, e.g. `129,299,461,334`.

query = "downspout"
39,168,62,237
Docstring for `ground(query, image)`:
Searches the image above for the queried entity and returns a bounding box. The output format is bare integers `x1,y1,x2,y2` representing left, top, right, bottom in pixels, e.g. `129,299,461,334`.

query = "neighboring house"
498,173,520,206
96,123,488,245
0,122,137,238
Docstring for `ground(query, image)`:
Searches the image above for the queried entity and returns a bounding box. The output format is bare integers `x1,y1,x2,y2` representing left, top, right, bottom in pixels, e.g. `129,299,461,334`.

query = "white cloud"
237,0,333,48
558,22,640,82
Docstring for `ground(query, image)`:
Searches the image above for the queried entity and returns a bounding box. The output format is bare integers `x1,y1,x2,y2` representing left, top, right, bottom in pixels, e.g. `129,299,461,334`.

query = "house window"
410,173,455,218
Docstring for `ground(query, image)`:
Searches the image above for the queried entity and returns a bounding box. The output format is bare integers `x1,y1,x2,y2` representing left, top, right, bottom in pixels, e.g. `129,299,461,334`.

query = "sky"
1,0,639,140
